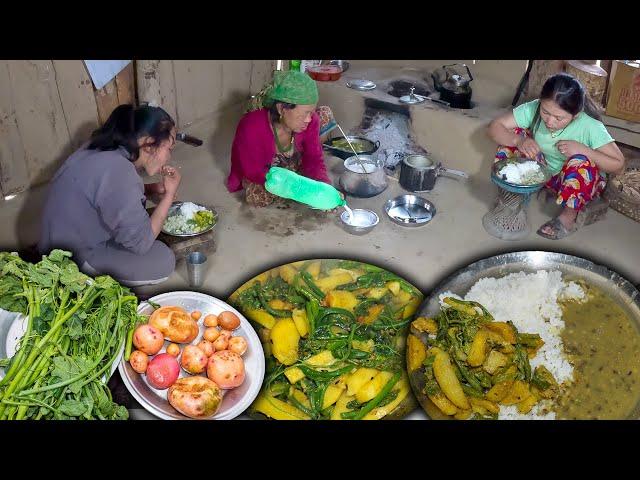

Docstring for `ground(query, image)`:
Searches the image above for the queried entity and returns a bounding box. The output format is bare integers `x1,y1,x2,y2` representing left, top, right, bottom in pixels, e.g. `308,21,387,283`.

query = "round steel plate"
118,291,264,420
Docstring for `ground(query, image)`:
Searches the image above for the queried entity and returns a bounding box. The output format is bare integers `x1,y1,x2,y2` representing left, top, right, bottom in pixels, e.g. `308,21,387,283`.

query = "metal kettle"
431,64,474,108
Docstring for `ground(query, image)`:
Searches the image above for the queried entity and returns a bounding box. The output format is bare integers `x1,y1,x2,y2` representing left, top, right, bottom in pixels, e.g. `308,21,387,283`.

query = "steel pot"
339,155,388,198
400,154,468,192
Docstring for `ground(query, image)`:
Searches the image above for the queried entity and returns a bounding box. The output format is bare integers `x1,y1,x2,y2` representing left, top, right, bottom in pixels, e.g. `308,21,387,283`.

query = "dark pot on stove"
432,63,473,109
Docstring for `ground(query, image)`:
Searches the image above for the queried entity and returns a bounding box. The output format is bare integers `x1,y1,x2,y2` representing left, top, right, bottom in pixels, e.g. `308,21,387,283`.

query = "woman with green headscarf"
226,70,331,207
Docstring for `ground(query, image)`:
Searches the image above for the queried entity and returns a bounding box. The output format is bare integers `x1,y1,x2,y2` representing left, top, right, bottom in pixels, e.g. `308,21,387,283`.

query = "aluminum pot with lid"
400,154,468,192
339,155,388,198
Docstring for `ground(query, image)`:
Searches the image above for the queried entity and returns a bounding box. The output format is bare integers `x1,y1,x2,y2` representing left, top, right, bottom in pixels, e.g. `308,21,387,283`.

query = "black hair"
268,102,297,124
88,104,175,161
531,72,602,135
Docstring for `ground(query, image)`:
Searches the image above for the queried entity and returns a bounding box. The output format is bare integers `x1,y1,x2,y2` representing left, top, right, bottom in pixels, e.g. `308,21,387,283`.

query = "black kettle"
431,64,474,109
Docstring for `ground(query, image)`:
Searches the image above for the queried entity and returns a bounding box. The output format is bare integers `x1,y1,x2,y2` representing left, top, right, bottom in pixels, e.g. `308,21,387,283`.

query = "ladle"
335,123,368,173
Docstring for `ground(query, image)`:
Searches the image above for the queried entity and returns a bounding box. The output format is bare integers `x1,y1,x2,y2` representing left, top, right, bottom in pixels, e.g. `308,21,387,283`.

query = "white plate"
0,311,123,382
118,291,265,420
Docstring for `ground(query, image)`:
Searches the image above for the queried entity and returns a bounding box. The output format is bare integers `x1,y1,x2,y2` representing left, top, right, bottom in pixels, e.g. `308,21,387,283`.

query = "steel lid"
346,79,377,91
399,93,426,104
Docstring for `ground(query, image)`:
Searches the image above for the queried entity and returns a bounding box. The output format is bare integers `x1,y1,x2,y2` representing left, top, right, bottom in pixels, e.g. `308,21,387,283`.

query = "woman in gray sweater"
38,104,182,286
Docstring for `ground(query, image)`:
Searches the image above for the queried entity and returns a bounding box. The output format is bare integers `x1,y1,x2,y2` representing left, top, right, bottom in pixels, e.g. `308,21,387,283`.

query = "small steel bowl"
340,209,379,235
384,194,436,227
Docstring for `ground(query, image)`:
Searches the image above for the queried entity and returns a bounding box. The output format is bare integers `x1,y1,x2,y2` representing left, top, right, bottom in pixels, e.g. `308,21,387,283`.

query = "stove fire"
350,102,428,173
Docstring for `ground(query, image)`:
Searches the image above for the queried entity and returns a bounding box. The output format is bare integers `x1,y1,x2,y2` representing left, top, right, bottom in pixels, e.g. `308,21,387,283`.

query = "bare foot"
540,207,578,236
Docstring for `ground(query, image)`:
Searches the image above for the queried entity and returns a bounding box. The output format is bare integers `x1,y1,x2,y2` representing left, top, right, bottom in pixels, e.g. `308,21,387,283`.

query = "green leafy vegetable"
0,249,140,420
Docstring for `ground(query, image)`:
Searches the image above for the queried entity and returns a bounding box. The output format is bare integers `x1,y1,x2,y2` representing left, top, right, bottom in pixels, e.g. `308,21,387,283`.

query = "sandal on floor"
536,217,578,240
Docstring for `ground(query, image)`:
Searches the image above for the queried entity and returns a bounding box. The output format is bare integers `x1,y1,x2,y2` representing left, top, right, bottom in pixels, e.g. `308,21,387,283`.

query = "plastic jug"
265,167,345,210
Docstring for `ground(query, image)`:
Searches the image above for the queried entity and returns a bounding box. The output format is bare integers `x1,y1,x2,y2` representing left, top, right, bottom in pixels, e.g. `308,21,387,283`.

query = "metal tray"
161,202,218,237
411,251,640,419
384,194,436,227
118,291,264,420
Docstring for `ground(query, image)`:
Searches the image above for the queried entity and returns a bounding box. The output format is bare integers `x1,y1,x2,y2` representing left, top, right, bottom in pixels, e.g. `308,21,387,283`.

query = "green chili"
316,307,356,326
257,290,290,318
298,364,355,382
369,317,413,331
461,384,485,398
308,383,328,417
452,357,483,392
305,299,320,337
297,285,324,303
288,394,315,418
300,272,326,300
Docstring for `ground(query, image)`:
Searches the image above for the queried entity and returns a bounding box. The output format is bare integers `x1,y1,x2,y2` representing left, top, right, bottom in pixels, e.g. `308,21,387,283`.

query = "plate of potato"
118,291,264,420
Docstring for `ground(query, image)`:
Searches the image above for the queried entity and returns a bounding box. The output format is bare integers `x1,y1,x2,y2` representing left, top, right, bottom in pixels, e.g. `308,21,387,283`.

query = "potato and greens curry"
407,297,559,420
228,260,422,420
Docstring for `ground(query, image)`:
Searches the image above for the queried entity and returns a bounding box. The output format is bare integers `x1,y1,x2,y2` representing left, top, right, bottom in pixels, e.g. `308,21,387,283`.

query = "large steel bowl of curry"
406,251,640,420
227,259,422,420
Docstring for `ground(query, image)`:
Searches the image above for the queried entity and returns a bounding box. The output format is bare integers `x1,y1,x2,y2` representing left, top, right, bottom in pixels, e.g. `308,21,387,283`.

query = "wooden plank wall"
0,61,136,196
0,61,270,195
136,60,274,129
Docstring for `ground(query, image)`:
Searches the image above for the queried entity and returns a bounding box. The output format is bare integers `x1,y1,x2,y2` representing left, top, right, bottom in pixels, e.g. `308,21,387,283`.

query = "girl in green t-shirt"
488,73,625,240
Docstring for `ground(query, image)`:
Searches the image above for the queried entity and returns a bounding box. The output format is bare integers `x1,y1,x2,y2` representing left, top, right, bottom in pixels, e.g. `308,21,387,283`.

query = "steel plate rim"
161,202,218,237
491,157,553,191
384,195,436,227
118,291,264,420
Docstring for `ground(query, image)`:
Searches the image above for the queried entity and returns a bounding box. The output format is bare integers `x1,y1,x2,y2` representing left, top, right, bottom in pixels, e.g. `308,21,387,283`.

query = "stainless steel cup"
186,252,207,287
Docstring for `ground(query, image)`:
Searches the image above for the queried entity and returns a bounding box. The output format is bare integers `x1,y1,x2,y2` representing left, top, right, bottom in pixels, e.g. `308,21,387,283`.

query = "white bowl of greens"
162,202,218,237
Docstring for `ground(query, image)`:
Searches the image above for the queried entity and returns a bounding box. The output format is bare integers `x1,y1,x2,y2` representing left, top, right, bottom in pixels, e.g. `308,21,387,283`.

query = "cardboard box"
605,61,640,123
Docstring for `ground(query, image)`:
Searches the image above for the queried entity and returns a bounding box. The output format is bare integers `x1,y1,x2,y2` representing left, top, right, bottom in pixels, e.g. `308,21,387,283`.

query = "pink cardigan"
226,108,331,192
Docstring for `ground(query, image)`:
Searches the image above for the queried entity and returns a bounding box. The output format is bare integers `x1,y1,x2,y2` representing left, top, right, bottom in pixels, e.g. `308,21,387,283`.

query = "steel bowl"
161,202,218,237
491,157,554,194
340,209,379,235
384,194,436,227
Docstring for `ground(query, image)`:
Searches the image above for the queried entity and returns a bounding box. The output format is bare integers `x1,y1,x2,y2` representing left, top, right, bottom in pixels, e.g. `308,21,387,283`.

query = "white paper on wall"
83,60,131,90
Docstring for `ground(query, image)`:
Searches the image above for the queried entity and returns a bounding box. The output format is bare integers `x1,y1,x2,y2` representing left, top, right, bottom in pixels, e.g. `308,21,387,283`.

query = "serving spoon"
335,123,368,174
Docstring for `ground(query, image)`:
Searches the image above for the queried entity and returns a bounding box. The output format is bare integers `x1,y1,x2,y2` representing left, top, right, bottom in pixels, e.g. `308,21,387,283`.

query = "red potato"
203,327,220,343
207,350,245,389
191,310,202,321
228,336,248,356
197,340,215,357
218,311,241,331
212,330,232,351
133,324,164,355
204,314,218,328
166,343,180,357
181,345,209,374
146,353,180,390
129,350,149,373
